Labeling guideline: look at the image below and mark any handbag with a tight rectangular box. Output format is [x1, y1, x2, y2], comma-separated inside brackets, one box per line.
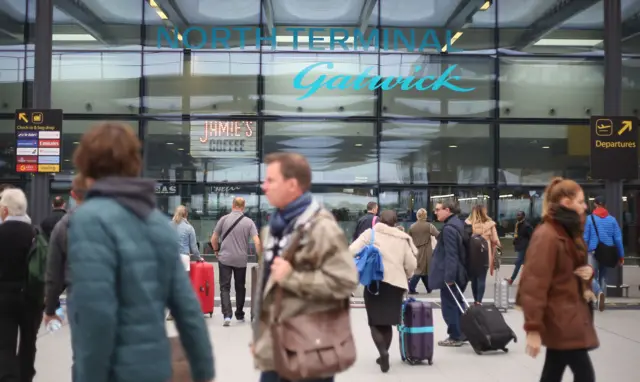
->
[169, 336, 192, 382]
[590, 215, 619, 268]
[271, 224, 356, 380]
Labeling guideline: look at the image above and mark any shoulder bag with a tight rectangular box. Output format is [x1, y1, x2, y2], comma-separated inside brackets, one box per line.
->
[590, 215, 619, 268]
[219, 214, 246, 244]
[271, 221, 356, 380]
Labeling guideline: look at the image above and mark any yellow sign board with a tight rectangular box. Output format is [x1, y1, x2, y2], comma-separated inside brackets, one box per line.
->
[38, 164, 59, 172]
[618, 120, 633, 135]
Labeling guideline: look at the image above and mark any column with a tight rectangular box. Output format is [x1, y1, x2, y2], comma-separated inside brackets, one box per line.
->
[29, 0, 53, 224]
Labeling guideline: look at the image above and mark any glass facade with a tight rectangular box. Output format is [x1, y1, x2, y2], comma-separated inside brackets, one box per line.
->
[1, 0, 640, 258]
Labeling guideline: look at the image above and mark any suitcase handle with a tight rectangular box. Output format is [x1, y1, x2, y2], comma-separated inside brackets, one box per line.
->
[445, 283, 471, 314]
[204, 280, 210, 296]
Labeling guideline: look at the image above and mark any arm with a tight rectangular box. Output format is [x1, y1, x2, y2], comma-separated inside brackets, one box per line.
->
[249, 222, 262, 254]
[403, 238, 418, 278]
[348, 228, 370, 255]
[280, 218, 359, 300]
[613, 220, 625, 258]
[583, 217, 592, 248]
[442, 226, 460, 284]
[429, 223, 440, 238]
[44, 221, 67, 316]
[168, 255, 215, 382]
[188, 226, 202, 259]
[491, 225, 500, 247]
[67, 215, 118, 382]
[518, 227, 556, 334]
[210, 219, 222, 252]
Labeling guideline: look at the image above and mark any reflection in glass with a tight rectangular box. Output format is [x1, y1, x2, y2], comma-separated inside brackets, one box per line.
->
[378, 189, 429, 231]
[381, 121, 492, 184]
[622, 59, 640, 116]
[263, 121, 376, 183]
[499, 124, 592, 185]
[425, 187, 490, 230]
[0, 52, 25, 112]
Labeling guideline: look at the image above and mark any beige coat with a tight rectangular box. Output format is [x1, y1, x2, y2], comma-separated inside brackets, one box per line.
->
[349, 223, 418, 290]
[408, 221, 440, 276]
[465, 218, 500, 275]
[251, 201, 359, 372]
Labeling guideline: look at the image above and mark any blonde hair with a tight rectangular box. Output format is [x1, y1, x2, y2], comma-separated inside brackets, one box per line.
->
[468, 205, 491, 225]
[416, 208, 428, 221]
[172, 205, 188, 224]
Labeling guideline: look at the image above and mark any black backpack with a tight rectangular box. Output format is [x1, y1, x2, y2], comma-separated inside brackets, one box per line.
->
[463, 223, 489, 277]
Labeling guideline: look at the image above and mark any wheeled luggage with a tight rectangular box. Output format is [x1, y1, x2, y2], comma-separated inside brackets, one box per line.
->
[397, 298, 434, 365]
[494, 271, 510, 312]
[447, 283, 516, 355]
[189, 261, 215, 317]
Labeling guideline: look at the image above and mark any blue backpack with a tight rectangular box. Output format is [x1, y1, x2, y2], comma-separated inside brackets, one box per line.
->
[354, 225, 384, 293]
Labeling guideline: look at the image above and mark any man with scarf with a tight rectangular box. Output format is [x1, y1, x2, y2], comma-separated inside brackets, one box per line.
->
[250, 152, 358, 382]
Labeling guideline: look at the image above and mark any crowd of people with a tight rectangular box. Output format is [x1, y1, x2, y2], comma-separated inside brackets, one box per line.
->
[0, 120, 627, 382]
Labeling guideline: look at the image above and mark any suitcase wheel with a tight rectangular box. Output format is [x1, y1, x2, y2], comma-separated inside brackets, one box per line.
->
[474, 348, 483, 355]
[427, 358, 433, 365]
[502, 348, 509, 353]
[209, 313, 213, 317]
[407, 358, 420, 366]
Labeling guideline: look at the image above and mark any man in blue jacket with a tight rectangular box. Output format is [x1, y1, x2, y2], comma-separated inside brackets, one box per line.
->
[429, 200, 468, 347]
[583, 196, 625, 312]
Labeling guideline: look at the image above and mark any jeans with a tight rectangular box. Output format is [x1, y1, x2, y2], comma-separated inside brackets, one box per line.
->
[0, 298, 42, 382]
[588, 252, 607, 296]
[510, 250, 526, 281]
[440, 284, 464, 341]
[219, 263, 247, 320]
[540, 348, 595, 382]
[408, 275, 430, 292]
[259, 371, 334, 382]
[470, 269, 487, 303]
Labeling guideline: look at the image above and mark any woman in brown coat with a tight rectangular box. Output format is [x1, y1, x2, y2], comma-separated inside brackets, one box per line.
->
[517, 177, 598, 382]
[408, 208, 439, 294]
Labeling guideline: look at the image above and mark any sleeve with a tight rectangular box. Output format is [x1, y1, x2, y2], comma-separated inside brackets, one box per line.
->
[249, 221, 258, 237]
[168, 255, 215, 382]
[348, 228, 370, 255]
[404, 238, 418, 278]
[429, 223, 440, 238]
[441, 226, 460, 284]
[188, 226, 201, 258]
[612, 219, 624, 258]
[491, 225, 500, 246]
[518, 228, 556, 334]
[351, 217, 362, 242]
[67, 215, 118, 382]
[280, 218, 359, 300]
[213, 217, 224, 236]
[44, 221, 66, 316]
[583, 217, 592, 248]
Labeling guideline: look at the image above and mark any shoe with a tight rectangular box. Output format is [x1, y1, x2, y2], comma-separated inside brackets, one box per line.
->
[408, 291, 419, 295]
[378, 351, 390, 373]
[166, 314, 174, 321]
[438, 338, 463, 347]
[474, 301, 482, 306]
[223, 318, 231, 327]
[237, 317, 246, 323]
[598, 292, 606, 312]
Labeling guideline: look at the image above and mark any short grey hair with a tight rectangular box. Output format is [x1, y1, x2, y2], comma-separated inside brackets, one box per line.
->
[437, 199, 460, 215]
[0, 188, 28, 216]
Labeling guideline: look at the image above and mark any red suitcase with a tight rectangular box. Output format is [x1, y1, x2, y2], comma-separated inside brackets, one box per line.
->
[189, 262, 215, 317]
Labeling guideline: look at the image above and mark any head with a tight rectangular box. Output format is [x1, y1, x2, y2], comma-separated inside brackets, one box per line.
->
[172, 205, 188, 224]
[366, 201, 378, 215]
[73, 122, 142, 188]
[469, 205, 490, 224]
[262, 152, 311, 209]
[232, 197, 246, 212]
[52, 196, 65, 209]
[542, 177, 587, 218]
[0, 188, 27, 221]
[516, 210, 526, 221]
[594, 196, 605, 208]
[0, 184, 14, 197]
[379, 210, 398, 227]
[416, 208, 428, 221]
[435, 200, 459, 222]
[70, 174, 87, 204]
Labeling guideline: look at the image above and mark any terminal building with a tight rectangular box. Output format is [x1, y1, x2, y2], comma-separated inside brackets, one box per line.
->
[0, 1, 640, 276]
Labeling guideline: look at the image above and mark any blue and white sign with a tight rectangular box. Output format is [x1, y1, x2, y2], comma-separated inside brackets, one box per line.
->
[17, 132, 38, 139]
[38, 156, 60, 164]
[17, 140, 37, 147]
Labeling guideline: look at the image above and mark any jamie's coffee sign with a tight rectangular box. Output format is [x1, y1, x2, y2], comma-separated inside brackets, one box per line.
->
[190, 120, 256, 159]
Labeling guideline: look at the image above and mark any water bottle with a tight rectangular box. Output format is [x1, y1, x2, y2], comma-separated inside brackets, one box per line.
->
[46, 307, 65, 333]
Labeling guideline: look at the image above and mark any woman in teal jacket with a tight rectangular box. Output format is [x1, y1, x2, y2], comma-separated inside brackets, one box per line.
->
[67, 122, 215, 382]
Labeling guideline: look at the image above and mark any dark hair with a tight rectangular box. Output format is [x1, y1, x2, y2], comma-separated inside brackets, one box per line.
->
[379, 209, 398, 227]
[264, 152, 311, 192]
[594, 196, 605, 207]
[436, 199, 460, 215]
[52, 196, 65, 208]
[366, 201, 378, 211]
[73, 122, 142, 180]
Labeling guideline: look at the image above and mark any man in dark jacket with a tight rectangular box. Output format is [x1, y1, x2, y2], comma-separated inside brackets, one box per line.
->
[507, 211, 533, 285]
[428, 200, 468, 347]
[352, 201, 378, 241]
[39, 196, 66, 239]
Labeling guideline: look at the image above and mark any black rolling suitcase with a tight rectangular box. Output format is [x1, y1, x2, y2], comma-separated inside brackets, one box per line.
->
[397, 298, 434, 365]
[446, 283, 517, 355]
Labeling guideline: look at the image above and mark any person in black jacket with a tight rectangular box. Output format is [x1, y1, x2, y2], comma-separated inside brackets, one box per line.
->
[506, 210, 533, 285]
[0, 188, 40, 382]
[39, 196, 66, 239]
[352, 201, 378, 242]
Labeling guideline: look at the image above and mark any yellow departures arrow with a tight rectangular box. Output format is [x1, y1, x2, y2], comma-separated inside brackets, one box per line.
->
[18, 112, 28, 123]
[618, 120, 632, 135]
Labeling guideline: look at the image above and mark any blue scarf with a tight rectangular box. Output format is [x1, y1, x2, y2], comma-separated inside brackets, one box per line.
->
[269, 192, 313, 238]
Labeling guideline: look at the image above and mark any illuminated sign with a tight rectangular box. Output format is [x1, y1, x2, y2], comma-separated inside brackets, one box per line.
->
[14, 109, 63, 173]
[590, 116, 639, 180]
[190, 121, 256, 159]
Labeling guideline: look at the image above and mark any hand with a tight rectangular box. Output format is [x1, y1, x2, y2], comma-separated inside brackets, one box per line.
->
[620, 257, 625, 265]
[573, 265, 593, 281]
[446, 282, 455, 286]
[43, 314, 61, 326]
[271, 257, 293, 282]
[525, 331, 542, 358]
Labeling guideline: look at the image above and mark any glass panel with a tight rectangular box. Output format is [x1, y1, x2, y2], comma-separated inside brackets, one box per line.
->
[262, 53, 378, 116]
[499, 57, 604, 119]
[147, 0, 261, 51]
[381, 121, 493, 184]
[0, 119, 22, 179]
[378, 188, 430, 230]
[144, 52, 259, 115]
[622, 58, 640, 116]
[499, 123, 593, 185]
[263, 121, 377, 184]
[145, 119, 259, 182]
[0, 51, 25, 111]
[259, 185, 377, 241]
[622, 4, 640, 55]
[427, 186, 491, 230]
[29, 51, 143, 114]
[622, 188, 639, 263]
[57, 120, 140, 177]
[0, 0, 26, 48]
[25, 0, 142, 50]
[498, 0, 604, 55]
[381, 55, 495, 118]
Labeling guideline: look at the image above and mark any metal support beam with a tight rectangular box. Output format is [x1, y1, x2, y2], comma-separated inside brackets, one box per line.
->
[0, 11, 24, 40]
[152, 0, 189, 33]
[53, 0, 116, 45]
[30, 0, 53, 225]
[621, 12, 640, 42]
[603, 0, 625, 298]
[444, 0, 486, 31]
[262, 0, 275, 36]
[512, 0, 600, 51]
[357, 0, 377, 35]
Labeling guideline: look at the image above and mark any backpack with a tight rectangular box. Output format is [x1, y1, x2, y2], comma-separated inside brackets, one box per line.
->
[27, 227, 49, 287]
[354, 226, 384, 293]
[463, 223, 490, 276]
